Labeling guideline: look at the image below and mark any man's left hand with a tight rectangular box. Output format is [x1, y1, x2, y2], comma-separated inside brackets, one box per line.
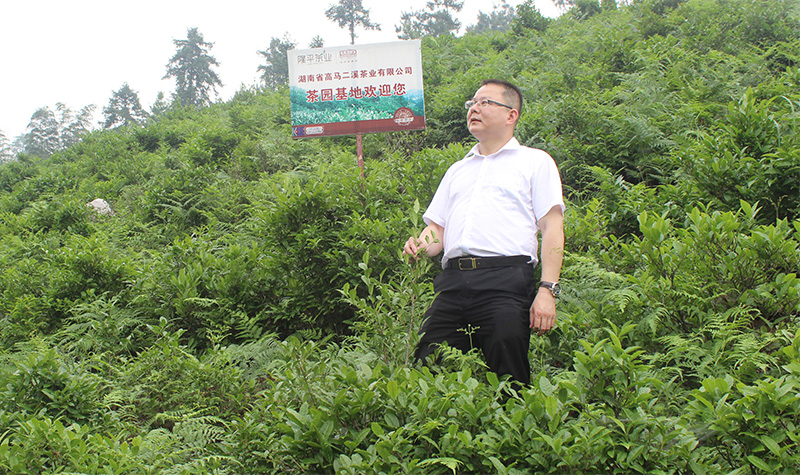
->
[530, 290, 556, 334]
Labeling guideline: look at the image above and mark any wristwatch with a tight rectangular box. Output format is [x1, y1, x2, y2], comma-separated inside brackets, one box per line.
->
[539, 281, 561, 298]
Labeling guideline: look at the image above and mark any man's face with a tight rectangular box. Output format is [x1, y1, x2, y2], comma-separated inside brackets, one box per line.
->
[466, 83, 515, 140]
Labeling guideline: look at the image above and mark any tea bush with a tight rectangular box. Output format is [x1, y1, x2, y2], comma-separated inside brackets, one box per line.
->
[0, 416, 140, 475]
[109, 321, 260, 429]
[683, 335, 800, 473]
[223, 323, 699, 474]
[604, 203, 800, 385]
[242, 147, 456, 338]
[679, 88, 800, 223]
[0, 347, 105, 428]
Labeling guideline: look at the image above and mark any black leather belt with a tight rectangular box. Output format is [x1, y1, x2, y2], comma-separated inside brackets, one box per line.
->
[446, 255, 530, 271]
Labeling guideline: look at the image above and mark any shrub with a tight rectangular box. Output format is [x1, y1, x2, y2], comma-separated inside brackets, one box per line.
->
[227, 326, 697, 474]
[178, 125, 240, 167]
[20, 195, 91, 235]
[133, 234, 278, 348]
[109, 321, 257, 428]
[245, 148, 452, 338]
[0, 347, 105, 427]
[56, 293, 151, 359]
[606, 204, 800, 384]
[678, 89, 800, 222]
[683, 334, 800, 473]
[0, 416, 141, 475]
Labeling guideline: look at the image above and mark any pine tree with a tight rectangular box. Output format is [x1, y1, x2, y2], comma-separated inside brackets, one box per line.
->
[309, 35, 325, 48]
[325, 0, 381, 45]
[25, 107, 61, 158]
[0, 130, 13, 163]
[257, 34, 297, 90]
[467, 0, 515, 34]
[150, 92, 169, 117]
[59, 103, 95, 149]
[103, 83, 148, 129]
[164, 27, 222, 108]
[511, 0, 551, 34]
[396, 0, 464, 39]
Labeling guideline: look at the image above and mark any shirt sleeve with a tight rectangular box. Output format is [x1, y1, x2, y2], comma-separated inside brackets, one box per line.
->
[532, 152, 565, 222]
[423, 166, 453, 228]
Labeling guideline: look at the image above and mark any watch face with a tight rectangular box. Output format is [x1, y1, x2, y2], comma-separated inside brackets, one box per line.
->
[551, 283, 561, 297]
[541, 281, 561, 297]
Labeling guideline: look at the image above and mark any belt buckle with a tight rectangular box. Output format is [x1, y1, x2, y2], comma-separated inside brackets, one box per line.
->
[458, 257, 478, 270]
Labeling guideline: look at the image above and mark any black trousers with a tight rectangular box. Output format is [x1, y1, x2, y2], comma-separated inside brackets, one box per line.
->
[414, 264, 536, 385]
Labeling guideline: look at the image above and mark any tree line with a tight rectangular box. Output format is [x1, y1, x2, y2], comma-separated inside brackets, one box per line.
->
[0, 0, 542, 163]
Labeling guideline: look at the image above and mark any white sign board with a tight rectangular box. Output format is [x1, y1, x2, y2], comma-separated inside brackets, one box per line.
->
[289, 40, 425, 138]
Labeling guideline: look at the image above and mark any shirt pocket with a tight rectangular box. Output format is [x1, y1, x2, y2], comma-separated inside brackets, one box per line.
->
[481, 175, 529, 209]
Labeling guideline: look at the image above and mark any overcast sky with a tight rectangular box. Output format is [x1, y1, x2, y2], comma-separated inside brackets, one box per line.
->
[0, 0, 561, 140]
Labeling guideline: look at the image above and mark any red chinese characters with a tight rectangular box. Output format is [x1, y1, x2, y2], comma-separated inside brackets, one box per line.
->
[305, 83, 409, 103]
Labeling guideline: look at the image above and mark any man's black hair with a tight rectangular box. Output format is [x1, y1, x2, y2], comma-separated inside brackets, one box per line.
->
[482, 79, 523, 117]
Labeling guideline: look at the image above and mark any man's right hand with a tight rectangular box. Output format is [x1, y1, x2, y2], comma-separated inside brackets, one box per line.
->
[404, 236, 424, 260]
[403, 223, 444, 260]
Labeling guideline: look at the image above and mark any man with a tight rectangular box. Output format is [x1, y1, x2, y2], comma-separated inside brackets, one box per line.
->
[403, 79, 565, 385]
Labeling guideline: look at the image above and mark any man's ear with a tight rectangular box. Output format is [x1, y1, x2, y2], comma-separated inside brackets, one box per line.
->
[506, 108, 520, 126]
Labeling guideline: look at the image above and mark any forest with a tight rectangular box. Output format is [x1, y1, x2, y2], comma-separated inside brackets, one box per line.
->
[1, 0, 799, 473]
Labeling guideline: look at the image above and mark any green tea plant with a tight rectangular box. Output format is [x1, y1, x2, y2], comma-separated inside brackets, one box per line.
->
[683, 333, 800, 473]
[0, 347, 105, 427]
[0, 417, 142, 475]
[0, 1, 797, 472]
[20, 195, 92, 236]
[108, 320, 256, 429]
[0, 230, 134, 344]
[341, 199, 436, 366]
[0, 413, 237, 474]
[679, 88, 800, 223]
[568, 322, 663, 418]
[607, 203, 800, 384]
[241, 150, 444, 338]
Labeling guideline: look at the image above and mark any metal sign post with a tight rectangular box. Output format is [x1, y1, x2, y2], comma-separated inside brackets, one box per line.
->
[356, 133, 364, 177]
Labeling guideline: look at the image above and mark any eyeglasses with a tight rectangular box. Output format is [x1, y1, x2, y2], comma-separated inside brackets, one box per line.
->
[464, 98, 514, 110]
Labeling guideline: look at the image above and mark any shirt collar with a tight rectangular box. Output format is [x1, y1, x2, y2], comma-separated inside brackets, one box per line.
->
[466, 137, 521, 159]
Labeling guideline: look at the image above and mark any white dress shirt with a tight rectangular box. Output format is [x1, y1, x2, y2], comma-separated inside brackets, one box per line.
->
[423, 138, 565, 269]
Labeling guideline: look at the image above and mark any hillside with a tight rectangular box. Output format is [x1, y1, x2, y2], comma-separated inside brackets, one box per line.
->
[1, 0, 799, 473]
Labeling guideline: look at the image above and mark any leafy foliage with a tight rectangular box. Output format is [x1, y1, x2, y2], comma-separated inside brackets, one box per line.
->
[677, 87, 800, 222]
[0, 0, 799, 472]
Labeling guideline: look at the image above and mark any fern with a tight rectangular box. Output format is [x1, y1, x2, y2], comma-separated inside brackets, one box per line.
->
[161, 410, 227, 446]
[134, 410, 241, 474]
[217, 336, 285, 380]
[653, 304, 786, 385]
[55, 292, 149, 357]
